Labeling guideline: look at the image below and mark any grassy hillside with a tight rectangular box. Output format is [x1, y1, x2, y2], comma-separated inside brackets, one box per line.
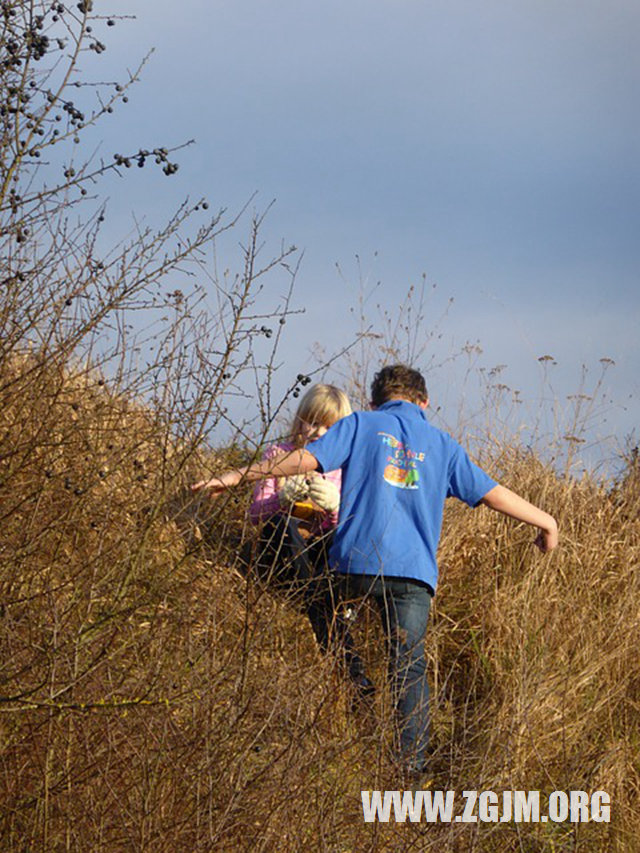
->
[0, 354, 638, 852]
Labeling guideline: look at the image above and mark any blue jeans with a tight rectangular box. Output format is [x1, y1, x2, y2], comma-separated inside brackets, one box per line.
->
[339, 574, 432, 770]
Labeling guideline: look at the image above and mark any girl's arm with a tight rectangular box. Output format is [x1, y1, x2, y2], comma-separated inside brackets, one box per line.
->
[480, 484, 558, 553]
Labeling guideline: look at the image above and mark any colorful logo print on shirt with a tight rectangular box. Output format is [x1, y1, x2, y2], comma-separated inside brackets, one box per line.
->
[378, 432, 425, 490]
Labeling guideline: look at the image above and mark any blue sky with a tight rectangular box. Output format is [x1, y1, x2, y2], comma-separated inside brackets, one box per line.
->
[87, 0, 638, 471]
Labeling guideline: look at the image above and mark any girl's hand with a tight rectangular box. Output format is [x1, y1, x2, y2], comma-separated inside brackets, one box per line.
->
[307, 476, 340, 513]
[278, 474, 310, 505]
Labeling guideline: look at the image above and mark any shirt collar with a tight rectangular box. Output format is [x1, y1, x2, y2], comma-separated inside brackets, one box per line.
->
[376, 399, 427, 420]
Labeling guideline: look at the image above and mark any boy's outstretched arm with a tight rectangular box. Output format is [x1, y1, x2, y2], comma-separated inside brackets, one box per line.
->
[480, 485, 558, 553]
[191, 449, 319, 495]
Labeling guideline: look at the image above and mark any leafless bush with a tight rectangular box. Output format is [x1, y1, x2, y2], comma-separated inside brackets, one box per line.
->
[0, 5, 350, 849]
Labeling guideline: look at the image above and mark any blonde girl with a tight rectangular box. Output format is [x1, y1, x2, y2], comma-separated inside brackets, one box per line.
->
[245, 383, 372, 697]
[249, 384, 351, 529]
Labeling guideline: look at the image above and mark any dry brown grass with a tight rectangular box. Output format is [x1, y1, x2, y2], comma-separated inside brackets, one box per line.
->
[0, 354, 638, 852]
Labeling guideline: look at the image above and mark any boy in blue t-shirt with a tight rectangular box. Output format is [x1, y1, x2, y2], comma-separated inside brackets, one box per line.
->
[193, 365, 558, 776]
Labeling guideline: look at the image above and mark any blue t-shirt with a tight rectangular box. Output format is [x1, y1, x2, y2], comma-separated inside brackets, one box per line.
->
[307, 400, 496, 592]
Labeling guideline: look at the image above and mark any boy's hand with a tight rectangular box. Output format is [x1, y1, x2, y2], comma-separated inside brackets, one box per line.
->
[307, 476, 340, 514]
[481, 485, 558, 554]
[534, 523, 559, 553]
[191, 469, 241, 496]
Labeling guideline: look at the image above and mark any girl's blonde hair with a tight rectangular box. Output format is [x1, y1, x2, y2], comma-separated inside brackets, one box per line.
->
[291, 384, 352, 447]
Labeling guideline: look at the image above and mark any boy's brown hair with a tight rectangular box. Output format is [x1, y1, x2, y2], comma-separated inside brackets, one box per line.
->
[370, 364, 429, 408]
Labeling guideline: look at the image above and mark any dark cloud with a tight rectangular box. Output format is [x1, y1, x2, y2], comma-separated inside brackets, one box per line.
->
[96, 0, 639, 455]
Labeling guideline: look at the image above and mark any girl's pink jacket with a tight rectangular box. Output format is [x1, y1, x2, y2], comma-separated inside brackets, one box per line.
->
[248, 441, 342, 532]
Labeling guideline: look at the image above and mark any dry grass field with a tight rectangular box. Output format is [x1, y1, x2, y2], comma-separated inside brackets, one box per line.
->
[1, 354, 637, 852]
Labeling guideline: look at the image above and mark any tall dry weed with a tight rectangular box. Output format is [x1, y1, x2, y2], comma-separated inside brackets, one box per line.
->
[2, 350, 638, 851]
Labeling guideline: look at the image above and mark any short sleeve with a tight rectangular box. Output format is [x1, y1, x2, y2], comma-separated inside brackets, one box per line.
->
[446, 443, 497, 507]
[306, 413, 357, 474]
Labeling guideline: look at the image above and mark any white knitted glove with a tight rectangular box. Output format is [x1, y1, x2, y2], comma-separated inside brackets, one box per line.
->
[278, 474, 310, 505]
[307, 476, 340, 514]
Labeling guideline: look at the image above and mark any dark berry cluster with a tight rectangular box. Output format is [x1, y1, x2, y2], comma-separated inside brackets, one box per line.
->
[2, 6, 66, 67]
[113, 148, 180, 176]
[60, 99, 85, 125]
[291, 375, 311, 399]
[7, 189, 21, 214]
[5, 40, 19, 55]
[25, 28, 49, 61]
[1, 270, 26, 285]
